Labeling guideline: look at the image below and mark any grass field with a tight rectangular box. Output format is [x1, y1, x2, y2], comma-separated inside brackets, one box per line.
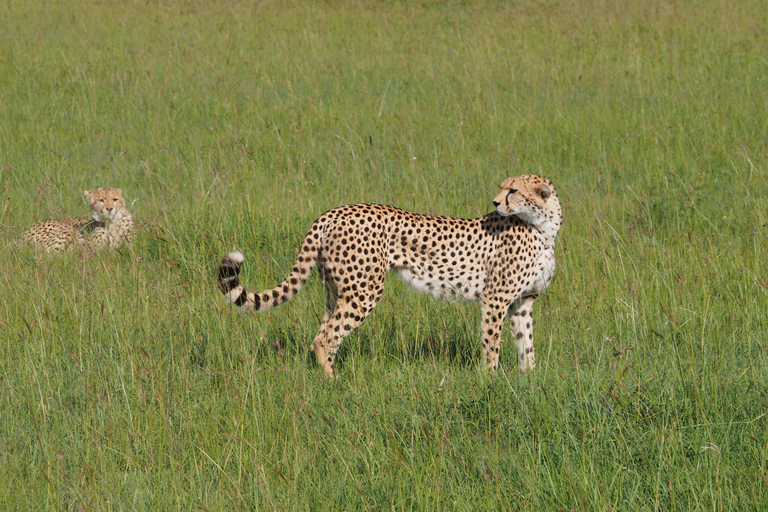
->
[1, 0, 767, 509]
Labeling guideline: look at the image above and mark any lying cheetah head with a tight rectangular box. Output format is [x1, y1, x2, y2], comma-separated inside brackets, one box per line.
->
[84, 187, 128, 222]
[492, 174, 561, 230]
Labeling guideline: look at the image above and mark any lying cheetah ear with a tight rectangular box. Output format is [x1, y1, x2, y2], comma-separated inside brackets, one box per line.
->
[536, 184, 552, 199]
[83, 190, 91, 199]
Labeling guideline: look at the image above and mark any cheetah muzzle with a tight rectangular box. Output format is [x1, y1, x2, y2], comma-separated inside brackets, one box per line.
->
[218, 174, 562, 377]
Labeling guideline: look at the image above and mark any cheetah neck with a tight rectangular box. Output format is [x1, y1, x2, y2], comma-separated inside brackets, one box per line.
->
[97, 213, 133, 239]
[514, 207, 560, 249]
[530, 218, 560, 249]
[104, 212, 131, 226]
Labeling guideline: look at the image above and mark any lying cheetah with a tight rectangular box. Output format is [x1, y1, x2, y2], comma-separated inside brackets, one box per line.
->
[219, 174, 562, 377]
[21, 187, 134, 252]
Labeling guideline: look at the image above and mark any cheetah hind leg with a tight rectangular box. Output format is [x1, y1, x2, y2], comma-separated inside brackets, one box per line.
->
[312, 288, 381, 378]
[508, 296, 536, 371]
[312, 273, 339, 378]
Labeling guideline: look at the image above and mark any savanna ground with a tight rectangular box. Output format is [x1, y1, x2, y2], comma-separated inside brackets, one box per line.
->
[1, 0, 767, 509]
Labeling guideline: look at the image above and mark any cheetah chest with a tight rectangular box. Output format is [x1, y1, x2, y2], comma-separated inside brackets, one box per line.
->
[529, 246, 556, 296]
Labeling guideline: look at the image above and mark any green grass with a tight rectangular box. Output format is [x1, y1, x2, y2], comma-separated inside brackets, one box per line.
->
[1, 0, 767, 509]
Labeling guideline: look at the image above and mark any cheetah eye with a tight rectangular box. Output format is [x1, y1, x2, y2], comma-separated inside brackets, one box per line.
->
[113, 198, 119, 202]
[507, 189, 517, 196]
[99, 199, 105, 203]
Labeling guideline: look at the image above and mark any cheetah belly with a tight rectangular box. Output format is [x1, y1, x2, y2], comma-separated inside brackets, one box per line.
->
[394, 264, 486, 302]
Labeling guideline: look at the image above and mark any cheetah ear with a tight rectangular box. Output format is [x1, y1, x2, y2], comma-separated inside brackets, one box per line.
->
[116, 189, 123, 195]
[83, 190, 91, 199]
[536, 184, 552, 199]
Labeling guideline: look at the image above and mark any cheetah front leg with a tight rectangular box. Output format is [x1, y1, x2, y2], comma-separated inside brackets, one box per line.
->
[480, 295, 508, 372]
[508, 295, 536, 371]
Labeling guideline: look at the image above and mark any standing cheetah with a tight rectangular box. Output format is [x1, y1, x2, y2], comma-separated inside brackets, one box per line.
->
[218, 174, 562, 377]
[21, 187, 134, 252]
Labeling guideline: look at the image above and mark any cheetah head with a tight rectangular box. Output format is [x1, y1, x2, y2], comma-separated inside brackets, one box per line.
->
[493, 174, 562, 231]
[84, 187, 127, 222]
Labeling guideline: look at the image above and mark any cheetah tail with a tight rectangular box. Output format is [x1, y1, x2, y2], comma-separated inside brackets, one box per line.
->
[218, 222, 323, 312]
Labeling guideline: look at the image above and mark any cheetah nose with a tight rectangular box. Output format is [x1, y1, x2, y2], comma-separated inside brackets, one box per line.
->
[493, 200, 500, 207]
[106, 207, 113, 212]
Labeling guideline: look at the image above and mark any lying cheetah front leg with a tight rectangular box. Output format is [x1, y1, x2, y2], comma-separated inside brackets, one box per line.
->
[509, 296, 536, 371]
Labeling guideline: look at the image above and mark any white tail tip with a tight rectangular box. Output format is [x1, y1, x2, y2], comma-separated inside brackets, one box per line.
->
[227, 251, 244, 264]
